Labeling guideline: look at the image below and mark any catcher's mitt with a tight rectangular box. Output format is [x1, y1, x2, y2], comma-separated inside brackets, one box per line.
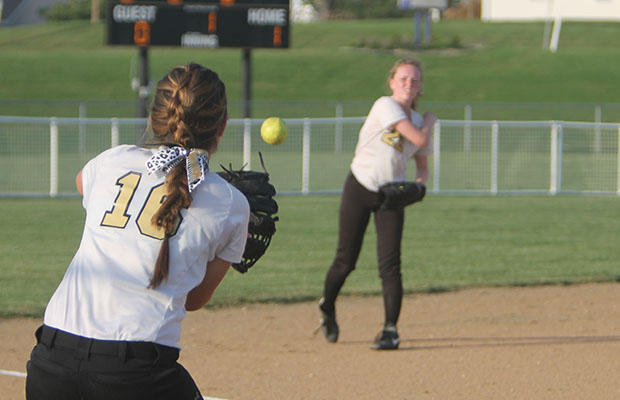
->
[218, 153, 278, 273]
[378, 181, 426, 211]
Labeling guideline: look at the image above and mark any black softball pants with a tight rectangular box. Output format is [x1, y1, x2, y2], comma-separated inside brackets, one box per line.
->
[322, 172, 404, 326]
[26, 325, 202, 400]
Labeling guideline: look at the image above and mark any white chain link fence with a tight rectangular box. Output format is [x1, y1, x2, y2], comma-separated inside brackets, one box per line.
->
[1, 116, 619, 197]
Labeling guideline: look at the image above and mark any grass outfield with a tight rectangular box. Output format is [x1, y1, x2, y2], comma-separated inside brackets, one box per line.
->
[1, 19, 620, 110]
[2, 18, 620, 318]
[1, 195, 619, 317]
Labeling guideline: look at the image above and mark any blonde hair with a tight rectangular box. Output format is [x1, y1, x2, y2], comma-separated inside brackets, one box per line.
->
[148, 62, 227, 288]
[387, 58, 423, 111]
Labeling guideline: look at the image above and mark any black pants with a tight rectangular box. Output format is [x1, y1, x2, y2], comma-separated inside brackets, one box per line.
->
[322, 172, 404, 326]
[26, 325, 202, 400]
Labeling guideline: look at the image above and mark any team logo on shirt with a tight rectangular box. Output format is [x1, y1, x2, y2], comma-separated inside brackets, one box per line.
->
[381, 128, 404, 152]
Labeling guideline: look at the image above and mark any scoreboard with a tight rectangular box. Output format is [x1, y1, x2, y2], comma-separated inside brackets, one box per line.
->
[107, 0, 290, 48]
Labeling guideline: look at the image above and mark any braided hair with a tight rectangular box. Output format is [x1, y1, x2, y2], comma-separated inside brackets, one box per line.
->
[148, 63, 227, 288]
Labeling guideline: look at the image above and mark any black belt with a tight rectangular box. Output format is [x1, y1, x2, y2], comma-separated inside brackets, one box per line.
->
[37, 325, 179, 361]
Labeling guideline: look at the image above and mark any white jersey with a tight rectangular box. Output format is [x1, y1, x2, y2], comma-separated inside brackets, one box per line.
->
[44, 145, 250, 348]
[350, 96, 432, 192]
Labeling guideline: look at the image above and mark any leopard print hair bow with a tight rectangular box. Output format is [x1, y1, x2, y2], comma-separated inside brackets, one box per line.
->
[146, 146, 209, 192]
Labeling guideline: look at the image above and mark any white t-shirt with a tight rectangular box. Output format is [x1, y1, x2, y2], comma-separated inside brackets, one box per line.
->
[44, 145, 250, 348]
[350, 96, 432, 192]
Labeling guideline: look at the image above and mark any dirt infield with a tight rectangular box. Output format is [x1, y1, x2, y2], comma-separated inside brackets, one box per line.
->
[2, 283, 620, 400]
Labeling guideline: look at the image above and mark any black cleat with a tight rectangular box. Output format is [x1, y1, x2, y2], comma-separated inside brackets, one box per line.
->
[371, 325, 400, 350]
[318, 298, 339, 343]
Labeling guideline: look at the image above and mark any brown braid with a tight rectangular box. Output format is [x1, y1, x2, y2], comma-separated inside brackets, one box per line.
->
[147, 63, 227, 289]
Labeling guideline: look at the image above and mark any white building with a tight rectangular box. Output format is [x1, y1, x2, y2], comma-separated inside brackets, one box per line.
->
[482, 0, 620, 22]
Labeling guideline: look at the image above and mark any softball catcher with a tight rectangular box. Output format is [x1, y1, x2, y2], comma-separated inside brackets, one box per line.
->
[26, 63, 275, 400]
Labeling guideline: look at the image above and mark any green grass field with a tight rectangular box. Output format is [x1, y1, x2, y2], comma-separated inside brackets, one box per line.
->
[1, 195, 619, 317]
[2, 19, 620, 112]
[2, 17, 620, 317]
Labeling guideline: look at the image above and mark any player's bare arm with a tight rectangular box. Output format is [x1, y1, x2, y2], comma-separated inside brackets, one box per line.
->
[75, 170, 83, 196]
[414, 155, 429, 184]
[185, 257, 231, 311]
[393, 112, 436, 148]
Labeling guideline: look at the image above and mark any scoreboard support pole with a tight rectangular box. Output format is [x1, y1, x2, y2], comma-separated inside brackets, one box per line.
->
[138, 46, 149, 119]
[137, 45, 149, 144]
[241, 48, 252, 118]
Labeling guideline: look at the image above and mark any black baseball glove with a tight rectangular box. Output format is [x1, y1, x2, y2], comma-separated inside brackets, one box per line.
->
[218, 153, 278, 273]
[378, 181, 426, 211]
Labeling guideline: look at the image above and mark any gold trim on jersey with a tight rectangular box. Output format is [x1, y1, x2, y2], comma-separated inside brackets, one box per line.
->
[381, 128, 404, 153]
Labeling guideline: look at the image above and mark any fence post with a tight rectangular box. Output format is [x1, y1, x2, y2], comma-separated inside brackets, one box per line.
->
[617, 124, 620, 196]
[111, 118, 119, 148]
[302, 118, 311, 194]
[558, 124, 563, 193]
[594, 105, 602, 153]
[50, 118, 58, 198]
[335, 102, 343, 153]
[550, 122, 562, 194]
[432, 120, 441, 193]
[491, 121, 499, 194]
[79, 102, 87, 153]
[243, 118, 252, 170]
[464, 104, 471, 152]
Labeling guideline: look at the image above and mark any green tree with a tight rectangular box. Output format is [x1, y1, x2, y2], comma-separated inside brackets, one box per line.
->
[41, 0, 104, 21]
